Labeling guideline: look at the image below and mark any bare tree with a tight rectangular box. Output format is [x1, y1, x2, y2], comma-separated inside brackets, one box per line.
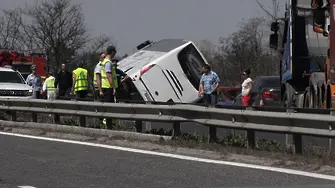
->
[5, 0, 89, 71]
[0, 9, 23, 50]
[74, 35, 114, 72]
[197, 40, 230, 84]
[197, 40, 216, 62]
[82, 35, 115, 55]
[255, 0, 280, 20]
[218, 18, 275, 84]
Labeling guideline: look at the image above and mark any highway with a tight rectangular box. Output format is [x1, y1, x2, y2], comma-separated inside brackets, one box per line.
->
[0, 134, 335, 188]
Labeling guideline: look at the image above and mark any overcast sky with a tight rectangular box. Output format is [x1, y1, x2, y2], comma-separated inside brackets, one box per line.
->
[0, 0, 286, 55]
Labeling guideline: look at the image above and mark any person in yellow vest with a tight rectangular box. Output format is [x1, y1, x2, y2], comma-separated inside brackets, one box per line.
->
[93, 52, 106, 100]
[71, 62, 89, 100]
[98, 46, 118, 129]
[42, 72, 56, 100]
[100, 46, 118, 101]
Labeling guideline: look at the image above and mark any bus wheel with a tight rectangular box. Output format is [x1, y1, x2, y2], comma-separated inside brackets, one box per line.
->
[282, 90, 288, 108]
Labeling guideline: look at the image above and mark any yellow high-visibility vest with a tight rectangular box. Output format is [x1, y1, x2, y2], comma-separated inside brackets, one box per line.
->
[45, 77, 56, 92]
[73, 67, 88, 93]
[100, 58, 118, 89]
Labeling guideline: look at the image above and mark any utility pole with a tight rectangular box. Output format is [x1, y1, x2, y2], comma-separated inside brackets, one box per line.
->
[273, 0, 278, 20]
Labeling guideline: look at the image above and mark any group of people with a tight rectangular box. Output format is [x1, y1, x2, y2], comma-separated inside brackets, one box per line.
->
[25, 62, 86, 100]
[198, 64, 253, 106]
[26, 45, 130, 104]
[26, 46, 253, 109]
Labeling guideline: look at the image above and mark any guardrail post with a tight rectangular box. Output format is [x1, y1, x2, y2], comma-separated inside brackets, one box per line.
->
[208, 126, 217, 143]
[79, 116, 86, 127]
[54, 114, 60, 124]
[329, 124, 332, 155]
[245, 107, 256, 149]
[135, 120, 142, 132]
[329, 111, 335, 154]
[10, 111, 16, 121]
[247, 130, 256, 150]
[286, 109, 294, 148]
[293, 134, 302, 155]
[32, 112, 37, 122]
[144, 101, 152, 132]
[172, 122, 181, 137]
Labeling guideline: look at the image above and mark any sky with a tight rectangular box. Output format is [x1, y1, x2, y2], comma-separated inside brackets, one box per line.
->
[0, 0, 286, 55]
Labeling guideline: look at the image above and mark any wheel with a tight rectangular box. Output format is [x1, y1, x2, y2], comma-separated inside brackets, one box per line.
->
[316, 85, 325, 108]
[326, 85, 332, 109]
[282, 90, 289, 108]
[309, 72, 325, 109]
[309, 86, 316, 108]
[282, 83, 295, 108]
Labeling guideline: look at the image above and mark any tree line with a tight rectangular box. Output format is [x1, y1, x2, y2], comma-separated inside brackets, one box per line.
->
[197, 17, 280, 86]
[0, 0, 114, 73]
[0, 0, 280, 85]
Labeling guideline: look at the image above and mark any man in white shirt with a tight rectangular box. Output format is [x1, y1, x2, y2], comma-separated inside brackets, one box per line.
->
[94, 52, 106, 99]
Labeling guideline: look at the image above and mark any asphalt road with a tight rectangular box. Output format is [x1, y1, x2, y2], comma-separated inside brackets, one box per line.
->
[150, 122, 331, 148]
[0, 134, 334, 188]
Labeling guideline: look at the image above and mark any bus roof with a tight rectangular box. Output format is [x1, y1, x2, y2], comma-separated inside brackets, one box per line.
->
[117, 39, 191, 75]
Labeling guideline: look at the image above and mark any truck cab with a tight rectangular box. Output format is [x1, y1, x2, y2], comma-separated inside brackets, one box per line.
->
[269, 0, 334, 109]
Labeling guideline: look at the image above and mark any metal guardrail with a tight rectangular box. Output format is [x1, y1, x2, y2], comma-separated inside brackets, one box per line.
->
[0, 98, 335, 154]
[56, 96, 334, 115]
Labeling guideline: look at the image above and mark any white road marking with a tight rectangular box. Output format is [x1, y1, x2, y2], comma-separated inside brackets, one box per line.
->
[1, 131, 335, 181]
[18, 186, 37, 188]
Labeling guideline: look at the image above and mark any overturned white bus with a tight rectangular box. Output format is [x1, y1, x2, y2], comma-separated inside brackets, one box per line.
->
[117, 39, 209, 103]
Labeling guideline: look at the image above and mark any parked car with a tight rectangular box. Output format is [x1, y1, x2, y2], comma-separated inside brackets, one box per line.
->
[0, 67, 33, 98]
[217, 86, 241, 105]
[233, 76, 280, 107]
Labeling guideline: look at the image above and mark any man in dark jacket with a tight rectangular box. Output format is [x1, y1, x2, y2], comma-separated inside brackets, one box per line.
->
[55, 63, 72, 98]
[112, 59, 131, 100]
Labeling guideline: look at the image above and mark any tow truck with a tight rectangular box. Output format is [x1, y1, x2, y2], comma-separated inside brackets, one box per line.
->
[270, 0, 335, 109]
[0, 49, 47, 80]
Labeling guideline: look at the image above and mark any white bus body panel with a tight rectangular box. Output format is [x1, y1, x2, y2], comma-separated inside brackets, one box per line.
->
[117, 39, 208, 103]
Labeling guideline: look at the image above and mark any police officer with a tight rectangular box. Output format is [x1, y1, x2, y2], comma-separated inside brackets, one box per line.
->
[100, 46, 118, 101]
[99, 46, 118, 129]
[26, 65, 42, 99]
[71, 62, 89, 100]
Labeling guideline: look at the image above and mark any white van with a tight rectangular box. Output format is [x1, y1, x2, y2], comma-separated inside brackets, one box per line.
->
[117, 39, 209, 103]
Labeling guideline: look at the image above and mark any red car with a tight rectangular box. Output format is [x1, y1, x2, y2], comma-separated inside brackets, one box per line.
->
[217, 86, 241, 105]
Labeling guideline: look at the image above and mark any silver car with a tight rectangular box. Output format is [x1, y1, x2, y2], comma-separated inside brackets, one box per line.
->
[0, 67, 33, 99]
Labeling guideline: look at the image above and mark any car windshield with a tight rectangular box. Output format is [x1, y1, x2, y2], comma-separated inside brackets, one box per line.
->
[0, 71, 25, 84]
